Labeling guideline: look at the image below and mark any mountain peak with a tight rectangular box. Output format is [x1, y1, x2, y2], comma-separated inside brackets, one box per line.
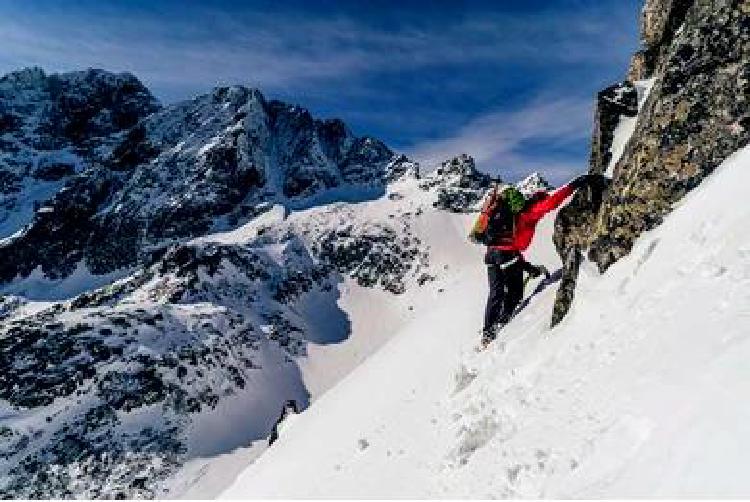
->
[516, 172, 554, 196]
[0, 66, 416, 287]
[435, 153, 477, 177]
[417, 154, 497, 213]
[0, 66, 47, 88]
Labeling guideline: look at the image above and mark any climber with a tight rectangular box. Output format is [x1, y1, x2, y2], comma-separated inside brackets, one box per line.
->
[470, 174, 604, 348]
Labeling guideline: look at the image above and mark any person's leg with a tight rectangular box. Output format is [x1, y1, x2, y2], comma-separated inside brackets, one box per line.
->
[498, 261, 524, 324]
[483, 265, 505, 334]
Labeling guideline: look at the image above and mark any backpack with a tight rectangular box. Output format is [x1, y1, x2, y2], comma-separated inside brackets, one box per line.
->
[469, 186, 525, 245]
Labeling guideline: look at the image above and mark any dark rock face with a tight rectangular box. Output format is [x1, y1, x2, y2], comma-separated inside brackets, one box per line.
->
[0, 67, 159, 151]
[590, 1, 750, 269]
[41, 69, 159, 147]
[550, 245, 584, 327]
[551, 84, 631, 324]
[32, 160, 77, 181]
[0, 169, 118, 281]
[0, 67, 160, 240]
[628, 0, 696, 80]
[552, 0, 750, 325]
[419, 154, 497, 213]
[588, 83, 639, 175]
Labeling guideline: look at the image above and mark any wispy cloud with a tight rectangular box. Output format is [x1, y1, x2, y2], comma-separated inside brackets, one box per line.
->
[0, 4, 636, 100]
[407, 97, 594, 184]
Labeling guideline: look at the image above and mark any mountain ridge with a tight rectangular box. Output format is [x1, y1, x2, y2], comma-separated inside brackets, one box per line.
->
[0, 67, 419, 288]
[0, 66, 496, 498]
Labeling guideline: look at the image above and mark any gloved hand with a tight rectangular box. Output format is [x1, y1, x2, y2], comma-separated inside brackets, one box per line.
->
[527, 264, 551, 279]
[538, 265, 551, 279]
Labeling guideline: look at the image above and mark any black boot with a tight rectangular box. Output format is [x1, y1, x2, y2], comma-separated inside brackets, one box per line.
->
[480, 328, 495, 348]
[480, 322, 506, 349]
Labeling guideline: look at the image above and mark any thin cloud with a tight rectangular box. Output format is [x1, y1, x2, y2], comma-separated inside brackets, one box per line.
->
[407, 97, 593, 184]
[0, 5, 636, 100]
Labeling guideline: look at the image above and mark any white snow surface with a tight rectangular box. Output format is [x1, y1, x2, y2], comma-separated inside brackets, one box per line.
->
[605, 78, 656, 178]
[162, 176, 478, 498]
[220, 146, 750, 498]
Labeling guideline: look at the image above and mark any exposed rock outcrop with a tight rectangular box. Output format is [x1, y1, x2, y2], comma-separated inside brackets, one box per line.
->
[419, 154, 497, 213]
[552, 0, 750, 325]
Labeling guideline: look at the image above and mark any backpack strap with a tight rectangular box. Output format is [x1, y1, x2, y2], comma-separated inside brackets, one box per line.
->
[480, 185, 500, 215]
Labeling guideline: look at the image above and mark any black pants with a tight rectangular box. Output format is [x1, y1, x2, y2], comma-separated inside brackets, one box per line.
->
[483, 250, 527, 332]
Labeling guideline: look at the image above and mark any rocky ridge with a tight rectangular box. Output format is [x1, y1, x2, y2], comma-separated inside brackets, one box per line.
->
[0, 67, 465, 498]
[0, 67, 159, 240]
[0, 70, 416, 284]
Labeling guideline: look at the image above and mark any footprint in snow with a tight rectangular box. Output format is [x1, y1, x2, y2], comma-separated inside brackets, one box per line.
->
[452, 364, 478, 395]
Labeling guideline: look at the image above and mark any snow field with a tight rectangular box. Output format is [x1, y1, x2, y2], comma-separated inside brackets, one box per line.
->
[221, 146, 750, 498]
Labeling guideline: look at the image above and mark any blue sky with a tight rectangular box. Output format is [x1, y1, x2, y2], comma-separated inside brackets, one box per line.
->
[0, 0, 642, 184]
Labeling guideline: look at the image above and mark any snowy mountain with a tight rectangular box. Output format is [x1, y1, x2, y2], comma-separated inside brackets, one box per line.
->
[1, 0, 748, 498]
[0, 70, 415, 286]
[0, 67, 159, 242]
[0, 67, 488, 498]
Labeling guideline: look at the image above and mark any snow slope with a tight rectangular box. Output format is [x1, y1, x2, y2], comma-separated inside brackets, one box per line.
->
[221, 145, 750, 498]
[164, 173, 487, 498]
[605, 78, 655, 178]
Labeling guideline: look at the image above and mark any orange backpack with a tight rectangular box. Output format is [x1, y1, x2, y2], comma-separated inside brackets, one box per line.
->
[469, 186, 523, 245]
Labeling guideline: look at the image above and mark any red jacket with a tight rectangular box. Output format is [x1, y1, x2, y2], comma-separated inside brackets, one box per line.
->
[488, 184, 575, 252]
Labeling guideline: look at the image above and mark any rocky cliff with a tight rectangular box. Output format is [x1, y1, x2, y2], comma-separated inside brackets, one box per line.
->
[552, 0, 750, 325]
[0, 68, 159, 240]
